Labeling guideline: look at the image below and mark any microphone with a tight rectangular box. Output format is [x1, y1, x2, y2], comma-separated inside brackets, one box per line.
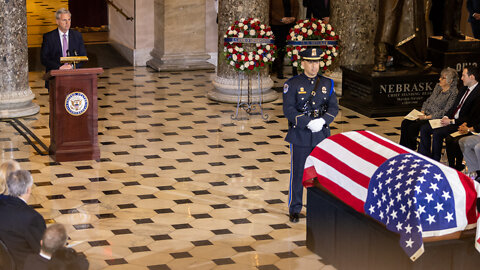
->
[66, 50, 70, 57]
[74, 50, 78, 56]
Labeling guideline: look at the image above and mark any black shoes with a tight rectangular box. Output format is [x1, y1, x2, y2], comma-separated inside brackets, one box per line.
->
[289, 213, 299, 223]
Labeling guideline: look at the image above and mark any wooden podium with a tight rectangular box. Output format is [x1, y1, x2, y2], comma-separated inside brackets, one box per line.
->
[48, 68, 103, 162]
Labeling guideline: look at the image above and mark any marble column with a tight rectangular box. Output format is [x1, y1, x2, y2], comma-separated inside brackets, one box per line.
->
[147, 0, 214, 71]
[208, 0, 278, 103]
[330, 0, 377, 66]
[0, 0, 39, 118]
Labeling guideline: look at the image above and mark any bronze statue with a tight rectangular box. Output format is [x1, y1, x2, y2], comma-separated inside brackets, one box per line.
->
[373, 0, 428, 72]
[443, 0, 465, 39]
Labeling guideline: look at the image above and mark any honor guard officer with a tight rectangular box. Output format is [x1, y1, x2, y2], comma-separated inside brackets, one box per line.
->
[283, 47, 339, 223]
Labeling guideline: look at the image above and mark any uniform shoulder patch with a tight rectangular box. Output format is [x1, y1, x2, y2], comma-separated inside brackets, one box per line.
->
[283, 84, 289, 94]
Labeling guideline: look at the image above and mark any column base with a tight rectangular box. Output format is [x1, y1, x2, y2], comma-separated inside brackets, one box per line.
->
[147, 52, 215, 72]
[209, 75, 278, 103]
[0, 91, 39, 118]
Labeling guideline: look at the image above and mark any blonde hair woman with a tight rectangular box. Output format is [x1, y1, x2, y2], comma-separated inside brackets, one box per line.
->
[0, 160, 21, 195]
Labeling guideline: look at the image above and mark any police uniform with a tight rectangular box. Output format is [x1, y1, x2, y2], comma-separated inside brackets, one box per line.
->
[282, 48, 339, 222]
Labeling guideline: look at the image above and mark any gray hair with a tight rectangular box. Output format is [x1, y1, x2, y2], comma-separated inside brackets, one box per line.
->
[55, 8, 71, 20]
[42, 224, 68, 255]
[441, 67, 459, 90]
[6, 170, 33, 197]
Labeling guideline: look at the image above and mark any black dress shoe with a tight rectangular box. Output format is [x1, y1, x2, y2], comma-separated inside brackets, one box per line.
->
[289, 213, 299, 223]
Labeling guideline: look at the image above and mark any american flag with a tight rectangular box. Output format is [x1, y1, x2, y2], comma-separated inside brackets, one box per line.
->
[302, 130, 479, 261]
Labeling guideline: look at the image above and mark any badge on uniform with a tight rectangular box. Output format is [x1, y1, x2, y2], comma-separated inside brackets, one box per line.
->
[298, 87, 306, 94]
[283, 84, 289, 94]
[322, 86, 327, 94]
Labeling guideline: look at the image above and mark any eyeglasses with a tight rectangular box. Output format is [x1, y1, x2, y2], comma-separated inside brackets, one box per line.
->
[440, 76, 446, 79]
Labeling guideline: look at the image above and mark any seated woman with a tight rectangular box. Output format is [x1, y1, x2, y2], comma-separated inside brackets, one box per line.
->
[399, 67, 458, 150]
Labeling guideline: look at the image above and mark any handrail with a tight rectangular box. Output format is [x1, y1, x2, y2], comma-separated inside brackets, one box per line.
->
[106, 0, 134, 21]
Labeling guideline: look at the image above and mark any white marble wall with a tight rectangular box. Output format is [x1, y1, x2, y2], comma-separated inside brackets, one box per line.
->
[108, 0, 154, 66]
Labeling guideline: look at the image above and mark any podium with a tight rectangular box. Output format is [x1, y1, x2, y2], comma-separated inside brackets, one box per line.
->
[48, 68, 103, 162]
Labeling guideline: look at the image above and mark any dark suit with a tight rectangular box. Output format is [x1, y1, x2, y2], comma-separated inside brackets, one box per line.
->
[40, 28, 86, 84]
[23, 254, 49, 270]
[467, 0, 480, 38]
[304, 0, 330, 19]
[283, 73, 338, 214]
[419, 83, 480, 162]
[0, 196, 46, 270]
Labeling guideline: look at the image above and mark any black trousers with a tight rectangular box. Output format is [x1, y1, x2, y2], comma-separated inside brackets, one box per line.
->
[445, 133, 473, 170]
[399, 119, 429, 150]
[271, 24, 294, 75]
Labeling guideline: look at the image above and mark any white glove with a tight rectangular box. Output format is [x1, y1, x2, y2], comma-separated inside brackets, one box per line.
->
[307, 118, 326, 132]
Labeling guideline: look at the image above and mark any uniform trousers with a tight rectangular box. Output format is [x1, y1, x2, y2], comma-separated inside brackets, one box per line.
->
[459, 134, 480, 171]
[289, 144, 315, 214]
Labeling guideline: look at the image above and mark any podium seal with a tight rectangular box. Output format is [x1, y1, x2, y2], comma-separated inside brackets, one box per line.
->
[65, 92, 89, 116]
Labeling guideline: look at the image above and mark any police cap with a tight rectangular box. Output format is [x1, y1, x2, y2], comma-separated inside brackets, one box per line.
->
[299, 47, 321, 61]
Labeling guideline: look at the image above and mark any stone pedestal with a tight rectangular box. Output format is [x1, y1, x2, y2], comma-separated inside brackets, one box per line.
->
[208, 0, 277, 104]
[147, 0, 214, 71]
[428, 36, 480, 73]
[0, 0, 39, 118]
[340, 65, 439, 117]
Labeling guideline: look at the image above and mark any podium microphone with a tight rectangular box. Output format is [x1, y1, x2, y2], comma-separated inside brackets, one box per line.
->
[73, 50, 78, 56]
[66, 50, 70, 57]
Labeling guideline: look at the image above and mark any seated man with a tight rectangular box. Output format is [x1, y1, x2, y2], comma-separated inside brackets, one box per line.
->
[419, 66, 480, 166]
[0, 170, 46, 270]
[459, 133, 480, 182]
[23, 223, 89, 270]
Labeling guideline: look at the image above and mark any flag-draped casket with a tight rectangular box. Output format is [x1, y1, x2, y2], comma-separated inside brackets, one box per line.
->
[302, 130, 479, 262]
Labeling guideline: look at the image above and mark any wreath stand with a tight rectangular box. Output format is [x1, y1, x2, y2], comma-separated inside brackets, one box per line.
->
[231, 71, 268, 121]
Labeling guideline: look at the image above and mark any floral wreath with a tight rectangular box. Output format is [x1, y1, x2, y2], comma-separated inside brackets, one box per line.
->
[223, 18, 276, 72]
[286, 18, 340, 73]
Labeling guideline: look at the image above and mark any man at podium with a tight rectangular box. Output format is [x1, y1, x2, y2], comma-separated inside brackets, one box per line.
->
[40, 8, 86, 82]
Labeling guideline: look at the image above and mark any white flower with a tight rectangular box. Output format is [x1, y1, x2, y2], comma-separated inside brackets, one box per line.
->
[240, 18, 245, 22]
[299, 23, 304, 27]
[228, 48, 233, 53]
[260, 24, 265, 29]
[307, 29, 313, 35]
[293, 62, 298, 67]
[225, 34, 228, 38]
[326, 50, 331, 54]
[293, 49, 298, 54]
[266, 45, 270, 50]
[260, 30, 265, 35]
[230, 61, 235, 66]
[244, 62, 249, 67]
[328, 56, 332, 60]
[255, 55, 260, 60]
[233, 30, 238, 35]
[257, 49, 264, 54]
[233, 55, 237, 61]
[271, 57, 275, 61]
[326, 60, 332, 66]
[266, 53, 272, 59]
[297, 35, 303, 41]
[321, 28, 325, 33]
[240, 65, 245, 70]
[250, 61, 254, 65]
[303, 20, 308, 23]
[267, 31, 272, 36]
[290, 32, 295, 37]
[333, 52, 338, 57]
[239, 23, 244, 27]
[263, 57, 268, 62]
[294, 25, 300, 29]
[224, 47, 227, 52]
[332, 47, 336, 53]
[331, 31, 336, 36]
[238, 33, 244, 38]
[250, 30, 255, 36]
[302, 28, 307, 33]
[248, 54, 253, 61]
[244, 25, 248, 30]
[327, 24, 332, 31]
[241, 55, 245, 60]
[238, 47, 244, 52]
[320, 61, 325, 67]
[312, 23, 317, 29]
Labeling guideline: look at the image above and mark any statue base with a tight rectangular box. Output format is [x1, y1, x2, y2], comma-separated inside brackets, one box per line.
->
[339, 65, 438, 117]
[428, 36, 480, 72]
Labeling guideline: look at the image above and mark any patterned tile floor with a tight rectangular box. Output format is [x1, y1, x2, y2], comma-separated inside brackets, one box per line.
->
[0, 68, 405, 269]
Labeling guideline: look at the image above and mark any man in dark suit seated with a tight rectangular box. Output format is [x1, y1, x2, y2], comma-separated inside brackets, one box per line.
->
[419, 66, 480, 167]
[23, 223, 89, 270]
[0, 170, 46, 270]
[40, 8, 86, 87]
